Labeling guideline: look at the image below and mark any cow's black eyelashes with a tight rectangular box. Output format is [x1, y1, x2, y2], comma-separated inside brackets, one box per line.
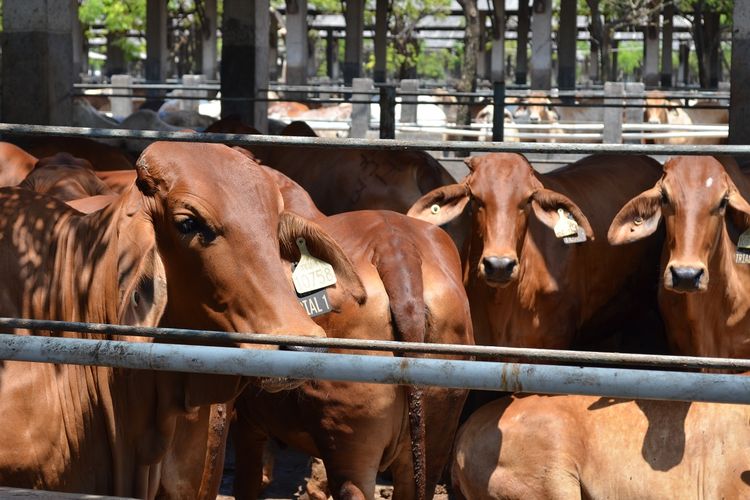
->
[719, 195, 729, 211]
[175, 216, 217, 243]
[660, 190, 670, 205]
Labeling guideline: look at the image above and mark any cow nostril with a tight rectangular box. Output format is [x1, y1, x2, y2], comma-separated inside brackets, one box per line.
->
[280, 344, 327, 354]
[670, 266, 705, 290]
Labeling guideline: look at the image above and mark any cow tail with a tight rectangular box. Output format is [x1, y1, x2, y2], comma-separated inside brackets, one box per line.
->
[373, 242, 427, 500]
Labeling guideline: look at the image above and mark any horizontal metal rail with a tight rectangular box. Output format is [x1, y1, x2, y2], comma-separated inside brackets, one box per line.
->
[0, 123, 745, 155]
[1, 334, 749, 404]
[3, 318, 750, 372]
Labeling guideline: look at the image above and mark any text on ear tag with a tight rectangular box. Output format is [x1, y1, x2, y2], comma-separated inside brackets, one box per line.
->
[554, 208, 579, 238]
[738, 229, 750, 250]
[292, 237, 337, 294]
[297, 288, 332, 317]
[736, 249, 750, 265]
[563, 225, 587, 245]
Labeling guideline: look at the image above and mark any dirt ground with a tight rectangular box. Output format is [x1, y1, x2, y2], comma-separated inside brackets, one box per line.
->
[217, 439, 449, 500]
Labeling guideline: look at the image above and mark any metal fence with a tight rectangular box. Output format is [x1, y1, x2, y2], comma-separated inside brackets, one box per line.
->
[0, 123, 748, 407]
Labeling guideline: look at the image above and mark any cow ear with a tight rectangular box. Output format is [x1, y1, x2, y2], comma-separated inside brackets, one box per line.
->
[118, 244, 168, 327]
[727, 188, 750, 233]
[407, 183, 471, 226]
[278, 211, 367, 304]
[607, 187, 662, 245]
[531, 188, 594, 240]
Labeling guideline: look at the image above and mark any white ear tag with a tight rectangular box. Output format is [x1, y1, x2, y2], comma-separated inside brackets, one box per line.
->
[735, 230, 750, 264]
[554, 208, 579, 238]
[563, 226, 587, 244]
[292, 237, 337, 294]
[430, 204, 441, 215]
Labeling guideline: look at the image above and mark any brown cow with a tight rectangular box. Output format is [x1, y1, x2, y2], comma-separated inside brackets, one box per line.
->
[230, 168, 473, 500]
[16, 136, 136, 170]
[608, 156, 750, 358]
[206, 119, 457, 215]
[19, 153, 113, 201]
[409, 153, 664, 351]
[0, 142, 365, 497]
[95, 169, 138, 193]
[452, 394, 750, 499]
[0, 141, 38, 187]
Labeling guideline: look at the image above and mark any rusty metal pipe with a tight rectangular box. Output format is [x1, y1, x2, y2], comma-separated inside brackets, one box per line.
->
[1, 317, 749, 372]
[0, 123, 748, 155]
[0, 334, 749, 404]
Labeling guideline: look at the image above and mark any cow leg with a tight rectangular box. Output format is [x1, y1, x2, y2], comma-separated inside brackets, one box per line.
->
[303, 457, 330, 500]
[232, 419, 271, 500]
[321, 450, 380, 500]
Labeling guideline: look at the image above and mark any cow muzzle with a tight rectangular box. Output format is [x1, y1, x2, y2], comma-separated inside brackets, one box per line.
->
[665, 264, 708, 293]
[480, 255, 519, 286]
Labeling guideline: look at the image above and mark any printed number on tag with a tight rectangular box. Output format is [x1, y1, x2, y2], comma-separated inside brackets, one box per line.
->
[292, 237, 337, 294]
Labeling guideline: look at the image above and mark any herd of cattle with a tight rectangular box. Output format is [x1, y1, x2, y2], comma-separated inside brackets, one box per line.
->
[0, 118, 747, 500]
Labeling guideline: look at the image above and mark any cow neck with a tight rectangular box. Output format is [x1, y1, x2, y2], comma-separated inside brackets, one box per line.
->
[48, 197, 125, 331]
[680, 227, 750, 358]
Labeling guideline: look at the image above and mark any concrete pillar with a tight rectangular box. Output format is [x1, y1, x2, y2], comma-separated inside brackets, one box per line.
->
[530, 0, 552, 90]
[221, 0, 269, 132]
[106, 32, 127, 77]
[515, 0, 529, 85]
[72, 6, 84, 79]
[350, 78, 373, 138]
[679, 42, 690, 86]
[374, 0, 388, 83]
[343, 0, 364, 85]
[557, 0, 576, 90]
[643, 13, 660, 87]
[146, 0, 167, 82]
[660, 3, 674, 88]
[181, 74, 203, 112]
[490, 0, 505, 83]
[202, 0, 218, 80]
[326, 30, 338, 80]
[603, 82, 624, 144]
[729, 0, 750, 145]
[111, 74, 134, 117]
[477, 13, 488, 80]
[624, 82, 645, 144]
[400, 79, 418, 124]
[2, 0, 75, 125]
[286, 0, 308, 85]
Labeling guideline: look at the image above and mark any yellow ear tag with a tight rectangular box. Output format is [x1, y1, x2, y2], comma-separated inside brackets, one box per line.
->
[292, 237, 337, 294]
[553, 208, 579, 238]
[735, 230, 750, 264]
[430, 204, 441, 215]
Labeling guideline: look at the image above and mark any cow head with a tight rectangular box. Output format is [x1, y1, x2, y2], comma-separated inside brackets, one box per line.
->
[408, 153, 593, 287]
[608, 156, 750, 293]
[131, 142, 363, 341]
[513, 95, 558, 124]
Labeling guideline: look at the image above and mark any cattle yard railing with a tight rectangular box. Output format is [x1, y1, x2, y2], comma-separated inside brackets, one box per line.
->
[0, 123, 748, 156]
[1, 324, 750, 405]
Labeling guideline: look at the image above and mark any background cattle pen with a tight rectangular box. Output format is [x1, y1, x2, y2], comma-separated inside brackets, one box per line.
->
[0, 124, 749, 498]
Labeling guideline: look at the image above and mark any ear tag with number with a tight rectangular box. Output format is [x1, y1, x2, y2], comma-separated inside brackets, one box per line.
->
[292, 237, 337, 294]
[563, 225, 587, 244]
[735, 230, 750, 264]
[554, 208, 579, 238]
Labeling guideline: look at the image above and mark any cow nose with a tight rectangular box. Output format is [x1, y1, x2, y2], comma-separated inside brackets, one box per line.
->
[529, 115, 540, 123]
[482, 256, 518, 282]
[648, 117, 660, 124]
[669, 266, 704, 291]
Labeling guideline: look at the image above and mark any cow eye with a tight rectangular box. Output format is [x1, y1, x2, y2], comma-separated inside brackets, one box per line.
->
[175, 216, 217, 244]
[719, 195, 729, 212]
[660, 190, 670, 205]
